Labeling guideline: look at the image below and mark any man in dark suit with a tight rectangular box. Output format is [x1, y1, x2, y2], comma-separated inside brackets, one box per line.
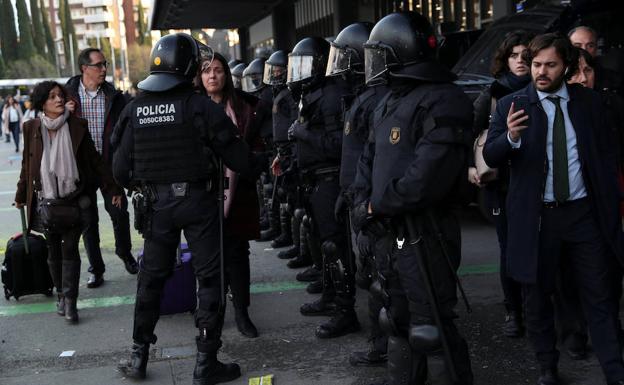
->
[483, 33, 624, 385]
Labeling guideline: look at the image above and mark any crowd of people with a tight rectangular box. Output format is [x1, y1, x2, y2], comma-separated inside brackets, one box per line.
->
[8, 9, 624, 385]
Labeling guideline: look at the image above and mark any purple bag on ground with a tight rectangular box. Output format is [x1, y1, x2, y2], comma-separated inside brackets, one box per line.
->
[138, 243, 197, 315]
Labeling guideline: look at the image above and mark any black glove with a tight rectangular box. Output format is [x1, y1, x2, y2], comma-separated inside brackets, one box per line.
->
[350, 200, 370, 234]
[356, 231, 374, 260]
[287, 120, 310, 141]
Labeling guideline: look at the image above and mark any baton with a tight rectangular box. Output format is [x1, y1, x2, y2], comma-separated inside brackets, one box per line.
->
[404, 216, 459, 383]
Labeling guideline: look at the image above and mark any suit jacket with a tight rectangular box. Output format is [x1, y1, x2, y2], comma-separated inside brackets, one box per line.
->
[483, 82, 622, 284]
[15, 116, 122, 230]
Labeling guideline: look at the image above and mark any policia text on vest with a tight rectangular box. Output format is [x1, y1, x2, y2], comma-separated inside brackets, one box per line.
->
[135, 101, 182, 127]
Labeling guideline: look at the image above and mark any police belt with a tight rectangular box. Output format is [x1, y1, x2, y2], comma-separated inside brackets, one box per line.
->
[145, 180, 215, 200]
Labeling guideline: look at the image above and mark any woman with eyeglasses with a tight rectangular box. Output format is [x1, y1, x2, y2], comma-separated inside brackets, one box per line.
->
[14, 81, 122, 324]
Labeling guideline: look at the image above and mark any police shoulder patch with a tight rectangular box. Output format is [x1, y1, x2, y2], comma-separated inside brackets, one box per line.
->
[389, 127, 400, 144]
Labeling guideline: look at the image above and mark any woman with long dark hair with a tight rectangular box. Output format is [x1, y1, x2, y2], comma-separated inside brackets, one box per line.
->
[2, 95, 24, 151]
[469, 30, 533, 338]
[14, 81, 122, 324]
[194, 52, 268, 338]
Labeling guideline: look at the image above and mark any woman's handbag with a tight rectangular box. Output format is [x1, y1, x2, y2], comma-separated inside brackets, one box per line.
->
[39, 198, 81, 231]
[473, 129, 498, 183]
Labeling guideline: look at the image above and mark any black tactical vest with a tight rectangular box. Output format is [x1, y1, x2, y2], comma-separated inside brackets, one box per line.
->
[272, 88, 298, 143]
[339, 85, 389, 190]
[296, 80, 347, 171]
[131, 90, 214, 184]
[370, 83, 472, 210]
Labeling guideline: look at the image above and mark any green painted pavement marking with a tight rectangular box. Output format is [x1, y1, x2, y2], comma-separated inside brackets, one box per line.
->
[0, 264, 498, 317]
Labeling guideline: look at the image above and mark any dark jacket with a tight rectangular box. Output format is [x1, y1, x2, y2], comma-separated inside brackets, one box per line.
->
[15, 116, 122, 230]
[223, 90, 266, 240]
[65, 76, 127, 165]
[483, 82, 623, 284]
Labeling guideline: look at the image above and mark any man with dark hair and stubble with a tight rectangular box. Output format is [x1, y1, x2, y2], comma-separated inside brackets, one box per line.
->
[66, 48, 138, 288]
[484, 33, 624, 385]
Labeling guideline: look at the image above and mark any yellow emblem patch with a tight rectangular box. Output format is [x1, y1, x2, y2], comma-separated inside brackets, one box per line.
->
[389, 127, 401, 144]
[154, 57, 161, 66]
[344, 121, 351, 135]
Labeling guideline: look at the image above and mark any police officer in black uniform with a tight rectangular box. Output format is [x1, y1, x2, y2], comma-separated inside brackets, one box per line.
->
[113, 33, 258, 385]
[243, 57, 274, 104]
[288, 36, 360, 338]
[231, 62, 246, 90]
[228, 59, 243, 70]
[265, 50, 300, 253]
[327, 21, 391, 367]
[351, 12, 474, 384]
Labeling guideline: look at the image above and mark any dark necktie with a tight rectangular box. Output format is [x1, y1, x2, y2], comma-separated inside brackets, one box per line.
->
[546, 96, 569, 202]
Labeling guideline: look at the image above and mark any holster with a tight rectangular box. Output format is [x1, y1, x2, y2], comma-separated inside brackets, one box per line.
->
[131, 185, 155, 239]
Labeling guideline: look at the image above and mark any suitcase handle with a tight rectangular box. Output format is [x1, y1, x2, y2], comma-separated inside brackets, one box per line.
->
[19, 206, 29, 255]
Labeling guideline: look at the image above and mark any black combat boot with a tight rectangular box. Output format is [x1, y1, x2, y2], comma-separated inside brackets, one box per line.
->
[118, 342, 150, 379]
[270, 205, 293, 248]
[315, 308, 361, 338]
[296, 266, 321, 282]
[56, 294, 65, 316]
[234, 307, 258, 338]
[306, 279, 323, 294]
[502, 311, 524, 338]
[300, 298, 337, 316]
[259, 206, 280, 242]
[350, 334, 388, 367]
[278, 246, 298, 259]
[64, 297, 78, 323]
[193, 333, 240, 385]
[62, 259, 81, 324]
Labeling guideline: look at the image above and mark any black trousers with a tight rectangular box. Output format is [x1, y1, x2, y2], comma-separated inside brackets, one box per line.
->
[524, 198, 624, 382]
[224, 232, 251, 309]
[492, 208, 523, 314]
[307, 175, 354, 309]
[82, 187, 132, 275]
[377, 229, 473, 384]
[46, 226, 82, 299]
[8, 121, 19, 150]
[133, 185, 223, 351]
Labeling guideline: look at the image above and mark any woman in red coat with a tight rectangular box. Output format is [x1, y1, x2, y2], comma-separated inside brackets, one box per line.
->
[194, 52, 268, 338]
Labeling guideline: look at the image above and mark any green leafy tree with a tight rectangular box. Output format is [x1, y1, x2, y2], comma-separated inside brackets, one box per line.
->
[59, 0, 78, 71]
[0, 54, 6, 78]
[16, 0, 36, 60]
[30, 0, 46, 56]
[40, 0, 56, 64]
[127, 43, 151, 85]
[5, 54, 56, 78]
[1, 0, 19, 62]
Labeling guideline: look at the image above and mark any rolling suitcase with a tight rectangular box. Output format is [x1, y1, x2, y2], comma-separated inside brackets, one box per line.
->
[1, 207, 53, 300]
[138, 243, 197, 315]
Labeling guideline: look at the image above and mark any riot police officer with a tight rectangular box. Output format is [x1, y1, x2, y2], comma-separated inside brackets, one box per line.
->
[243, 57, 274, 104]
[351, 12, 474, 384]
[327, 21, 391, 367]
[288, 36, 359, 338]
[265, 50, 299, 252]
[228, 58, 243, 70]
[231, 62, 247, 90]
[113, 33, 258, 384]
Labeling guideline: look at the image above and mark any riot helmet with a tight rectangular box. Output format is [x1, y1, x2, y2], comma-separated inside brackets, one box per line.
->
[138, 33, 213, 92]
[242, 58, 266, 93]
[364, 12, 451, 84]
[287, 37, 330, 86]
[263, 50, 289, 86]
[326, 22, 373, 77]
[228, 59, 243, 69]
[231, 62, 247, 90]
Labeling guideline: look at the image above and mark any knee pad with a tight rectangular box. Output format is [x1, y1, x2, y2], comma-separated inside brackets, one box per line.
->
[301, 214, 310, 227]
[379, 307, 399, 336]
[294, 208, 305, 221]
[321, 240, 339, 262]
[408, 324, 441, 354]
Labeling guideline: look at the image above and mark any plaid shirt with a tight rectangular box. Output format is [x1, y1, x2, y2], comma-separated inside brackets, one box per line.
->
[78, 81, 106, 154]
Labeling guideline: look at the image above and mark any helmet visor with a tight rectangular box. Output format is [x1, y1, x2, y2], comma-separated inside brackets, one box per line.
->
[232, 75, 242, 89]
[326, 45, 352, 77]
[287, 55, 315, 84]
[242, 73, 264, 93]
[364, 46, 389, 85]
[263, 63, 287, 85]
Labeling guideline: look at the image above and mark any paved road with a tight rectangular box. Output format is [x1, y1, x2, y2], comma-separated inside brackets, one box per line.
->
[0, 140, 607, 385]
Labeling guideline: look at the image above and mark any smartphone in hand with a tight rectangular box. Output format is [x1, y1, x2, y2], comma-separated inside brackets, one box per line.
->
[512, 95, 530, 125]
